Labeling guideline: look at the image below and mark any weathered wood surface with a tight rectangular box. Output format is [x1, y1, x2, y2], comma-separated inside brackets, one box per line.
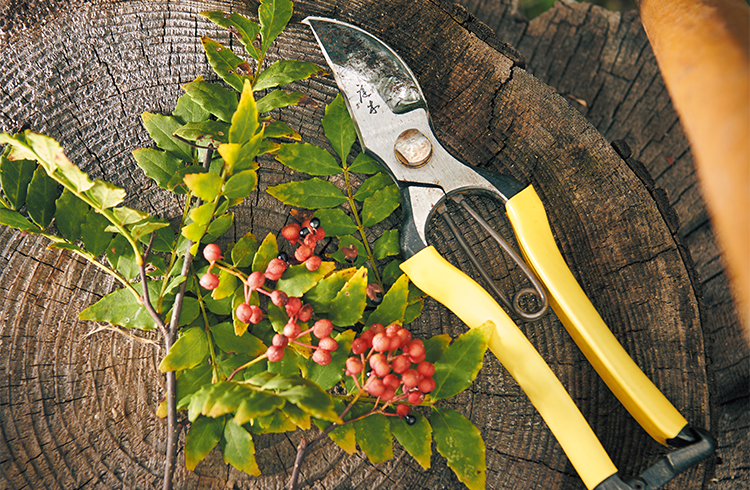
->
[0, 0, 739, 489]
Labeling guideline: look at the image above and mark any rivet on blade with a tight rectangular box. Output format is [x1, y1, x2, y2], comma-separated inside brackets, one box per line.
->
[394, 129, 432, 168]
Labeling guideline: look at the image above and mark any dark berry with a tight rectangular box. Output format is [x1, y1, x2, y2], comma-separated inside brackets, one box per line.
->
[277, 251, 288, 262]
[404, 414, 417, 425]
[310, 217, 321, 229]
[299, 227, 310, 238]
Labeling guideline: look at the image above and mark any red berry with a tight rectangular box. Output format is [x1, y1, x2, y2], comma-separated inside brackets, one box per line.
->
[248, 304, 263, 324]
[365, 377, 385, 397]
[401, 369, 419, 389]
[318, 336, 339, 351]
[297, 304, 314, 322]
[305, 255, 322, 271]
[380, 386, 396, 401]
[295, 244, 312, 262]
[345, 357, 363, 375]
[417, 361, 435, 377]
[265, 258, 287, 281]
[285, 297, 302, 317]
[360, 329, 375, 347]
[312, 348, 332, 366]
[392, 354, 411, 374]
[199, 272, 220, 290]
[396, 329, 412, 348]
[388, 334, 401, 351]
[372, 332, 390, 352]
[312, 319, 333, 339]
[267, 345, 285, 362]
[386, 323, 400, 336]
[407, 339, 425, 356]
[303, 233, 318, 249]
[418, 377, 436, 394]
[283, 321, 300, 339]
[382, 374, 400, 389]
[236, 303, 253, 323]
[409, 351, 426, 364]
[369, 353, 387, 370]
[281, 223, 301, 245]
[370, 323, 385, 335]
[202, 243, 222, 262]
[271, 290, 288, 308]
[396, 404, 411, 417]
[272, 333, 288, 348]
[351, 338, 368, 355]
[314, 227, 325, 240]
[373, 360, 391, 377]
[408, 391, 425, 405]
[246, 271, 265, 290]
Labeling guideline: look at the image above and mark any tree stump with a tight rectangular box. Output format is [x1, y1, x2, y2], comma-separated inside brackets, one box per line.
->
[0, 0, 738, 489]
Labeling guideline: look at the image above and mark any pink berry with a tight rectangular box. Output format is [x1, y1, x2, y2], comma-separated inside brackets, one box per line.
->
[318, 336, 339, 351]
[248, 304, 263, 324]
[303, 233, 318, 249]
[417, 361, 435, 377]
[295, 244, 312, 262]
[285, 296, 302, 318]
[271, 290, 288, 308]
[369, 353, 387, 369]
[281, 223, 301, 245]
[382, 374, 400, 389]
[236, 303, 253, 323]
[272, 333, 289, 348]
[246, 271, 265, 290]
[351, 338, 368, 355]
[418, 377, 436, 394]
[372, 332, 390, 352]
[265, 258, 287, 281]
[359, 330, 375, 347]
[202, 243, 222, 262]
[392, 354, 411, 374]
[314, 227, 325, 241]
[365, 377, 385, 397]
[312, 319, 333, 339]
[408, 391, 425, 405]
[396, 329, 412, 348]
[401, 369, 419, 389]
[370, 323, 385, 335]
[199, 272, 220, 290]
[267, 345, 285, 362]
[345, 357, 363, 375]
[396, 404, 411, 417]
[297, 304, 313, 322]
[380, 386, 396, 401]
[312, 348, 332, 366]
[386, 323, 400, 336]
[388, 334, 401, 352]
[283, 321, 300, 339]
[305, 255, 322, 271]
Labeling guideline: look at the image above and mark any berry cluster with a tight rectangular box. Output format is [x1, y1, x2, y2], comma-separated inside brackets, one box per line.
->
[199, 243, 338, 367]
[346, 323, 435, 415]
[281, 217, 325, 271]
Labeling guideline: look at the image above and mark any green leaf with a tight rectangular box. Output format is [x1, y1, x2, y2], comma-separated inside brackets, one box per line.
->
[382, 259, 404, 286]
[348, 152, 382, 174]
[258, 0, 293, 54]
[431, 322, 491, 400]
[130, 219, 170, 243]
[26, 167, 58, 229]
[0, 156, 35, 210]
[314, 399, 356, 454]
[182, 77, 238, 123]
[252, 233, 278, 272]
[352, 406, 392, 464]
[303, 267, 357, 314]
[182, 201, 216, 243]
[374, 229, 400, 259]
[209, 269, 237, 301]
[263, 120, 300, 140]
[276, 260, 336, 297]
[211, 321, 265, 357]
[353, 172, 396, 202]
[168, 296, 201, 327]
[141, 112, 194, 162]
[329, 235, 368, 268]
[173, 92, 211, 123]
[257, 90, 307, 113]
[424, 334, 451, 364]
[310, 208, 356, 237]
[176, 364, 212, 409]
[131, 148, 183, 190]
[173, 121, 229, 146]
[200, 11, 261, 61]
[431, 407, 486, 490]
[222, 419, 260, 475]
[0, 208, 39, 233]
[139, 224, 174, 253]
[106, 234, 138, 280]
[254, 60, 325, 91]
[233, 390, 285, 425]
[274, 142, 340, 176]
[305, 329, 355, 390]
[328, 266, 368, 327]
[111, 206, 149, 226]
[218, 132, 263, 175]
[231, 232, 257, 267]
[159, 326, 209, 372]
[184, 172, 223, 201]
[79, 281, 160, 329]
[88, 180, 126, 210]
[365, 274, 409, 327]
[391, 413, 432, 469]
[80, 210, 112, 257]
[267, 178, 346, 209]
[322, 94, 356, 162]
[222, 169, 257, 199]
[277, 376, 342, 423]
[361, 184, 400, 227]
[202, 36, 250, 93]
[23, 132, 95, 193]
[185, 415, 224, 471]
[230, 80, 259, 145]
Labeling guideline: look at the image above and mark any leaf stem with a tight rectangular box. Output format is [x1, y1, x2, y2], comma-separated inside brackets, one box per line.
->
[342, 165, 382, 285]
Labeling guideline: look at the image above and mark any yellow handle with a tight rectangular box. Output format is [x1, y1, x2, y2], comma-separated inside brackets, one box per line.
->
[401, 247, 617, 490]
[506, 186, 688, 445]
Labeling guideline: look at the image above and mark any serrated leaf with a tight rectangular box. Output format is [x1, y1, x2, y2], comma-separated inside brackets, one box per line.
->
[173, 121, 229, 146]
[365, 274, 409, 327]
[263, 120, 300, 140]
[374, 229, 400, 259]
[431, 322, 491, 400]
[79, 281, 161, 329]
[176, 364, 212, 410]
[305, 329, 355, 390]
[391, 413, 432, 469]
[211, 321, 265, 357]
[53, 190, 89, 242]
[230, 80, 259, 144]
[312, 208, 357, 237]
[159, 326, 209, 372]
[174, 92, 211, 123]
[328, 267, 367, 327]
[233, 390, 285, 425]
[352, 405, 392, 464]
[23, 132, 95, 193]
[431, 407, 486, 490]
[322, 94, 356, 162]
[185, 415, 224, 471]
[106, 234, 138, 280]
[182, 77, 238, 123]
[258, 0, 293, 54]
[222, 419, 260, 475]
[424, 334, 451, 364]
[183, 172, 223, 201]
[267, 178, 346, 209]
[275, 260, 336, 297]
[329, 235, 368, 268]
[141, 112, 194, 162]
[361, 184, 400, 227]
[200, 11, 261, 60]
[80, 210, 112, 257]
[254, 60, 325, 91]
[348, 152, 382, 174]
[0, 156, 35, 210]
[252, 233, 278, 272]
[303, 267, 357, 314]
[131, 148, 183, 190]
[274, 142, 340, 176]
[182, 201, 216, 243]
[354, 172, 396, 202]
[278, 376, 341, 423]
[26, 167, 58, 229]
[0, 208, 39, 233]
[257, 90, 306, 113]
[222, 169, 257, 199]
[202, 36, 249, 92]
[231, 232, 257, 267]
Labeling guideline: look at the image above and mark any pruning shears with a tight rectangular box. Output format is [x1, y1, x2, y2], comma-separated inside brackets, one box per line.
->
[303, 17, 715, 490]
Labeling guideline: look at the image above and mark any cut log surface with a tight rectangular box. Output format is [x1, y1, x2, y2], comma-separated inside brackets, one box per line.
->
[0, 0, 741, 489]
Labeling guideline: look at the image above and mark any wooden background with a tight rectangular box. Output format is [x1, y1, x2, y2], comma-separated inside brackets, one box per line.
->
[0, 0, 746, 489]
